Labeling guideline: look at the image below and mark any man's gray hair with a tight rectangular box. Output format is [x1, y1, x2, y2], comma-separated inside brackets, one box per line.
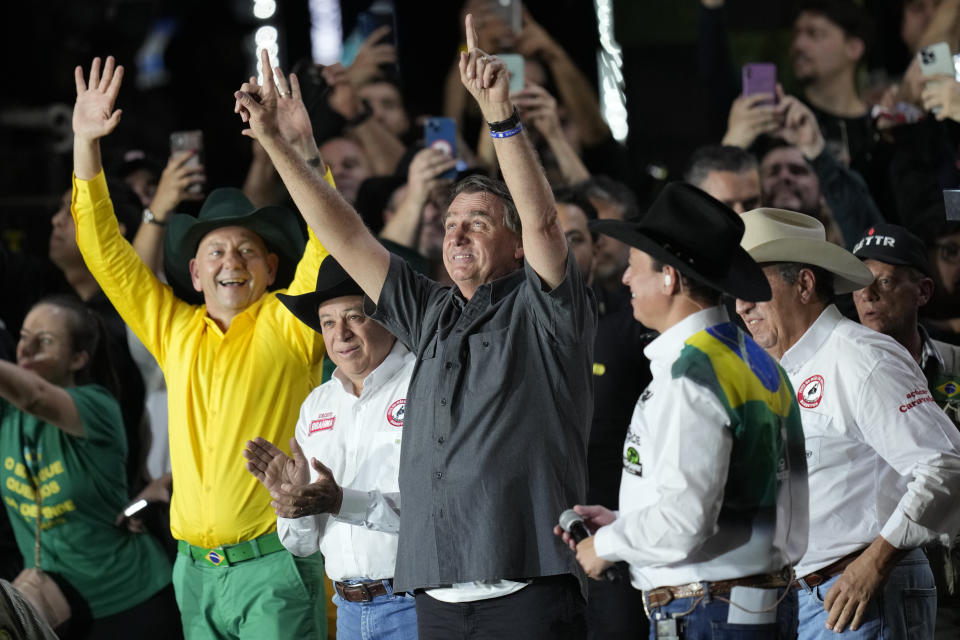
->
[776, 262, 835, 306]
[447, 174, 522, 235]
[684, 145, 759, 189]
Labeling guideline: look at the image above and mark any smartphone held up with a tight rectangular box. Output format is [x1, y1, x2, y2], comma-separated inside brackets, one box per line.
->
[170, 130, 204, 195]
[424, 117, 458, 180]
[742, 63, 777, 106]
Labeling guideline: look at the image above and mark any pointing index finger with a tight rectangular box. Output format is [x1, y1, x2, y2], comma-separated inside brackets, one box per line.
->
[465, 13, 478, 51]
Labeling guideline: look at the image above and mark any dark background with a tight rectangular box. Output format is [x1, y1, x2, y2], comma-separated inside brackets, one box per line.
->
[3, 0, 899, 261]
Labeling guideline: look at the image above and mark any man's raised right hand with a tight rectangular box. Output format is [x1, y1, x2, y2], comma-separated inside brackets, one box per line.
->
[73, 56, 124, 143]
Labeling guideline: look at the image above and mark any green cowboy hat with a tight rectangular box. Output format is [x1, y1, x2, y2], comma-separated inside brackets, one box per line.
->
[163, 188, 306, 302]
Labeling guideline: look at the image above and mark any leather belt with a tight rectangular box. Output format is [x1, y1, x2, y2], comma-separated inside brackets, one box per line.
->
[644, 568, 792, 610]
[334, 579, 394, 603]
[795, 549, 864, 589]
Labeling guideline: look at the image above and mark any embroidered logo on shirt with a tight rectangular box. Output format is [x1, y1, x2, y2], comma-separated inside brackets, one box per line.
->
[622, 431, 643, 477]
[387, 399, 406, 427]
[937, 380, 960, 398]
[310, 412, 336, 434]
[900, 388, 935, 412]
[797, 375, 824, 408]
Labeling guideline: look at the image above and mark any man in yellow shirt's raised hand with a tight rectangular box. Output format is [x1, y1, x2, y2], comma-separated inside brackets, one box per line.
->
[71, 55, 331, 639]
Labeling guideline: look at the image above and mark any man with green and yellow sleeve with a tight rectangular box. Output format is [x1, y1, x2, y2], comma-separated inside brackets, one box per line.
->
[558, 183, 808, 638]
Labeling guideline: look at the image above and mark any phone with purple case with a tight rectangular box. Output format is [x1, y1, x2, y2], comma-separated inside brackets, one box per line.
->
[742, 63, 777, 106]
[424, 117, 457, 180]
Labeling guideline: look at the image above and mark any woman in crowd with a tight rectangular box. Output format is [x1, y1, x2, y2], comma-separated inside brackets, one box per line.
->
[0, 295, 179, 639]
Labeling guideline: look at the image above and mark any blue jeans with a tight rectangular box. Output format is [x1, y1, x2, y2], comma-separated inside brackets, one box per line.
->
[333, 580, 418, 640]
[797, 547, 936, 639]
[646, 586, 797, 639]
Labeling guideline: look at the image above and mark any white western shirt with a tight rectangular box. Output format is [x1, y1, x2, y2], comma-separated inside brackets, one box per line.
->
[593, 307, 808, 591]
[277, 342, 413, 582]
[781, 305, 960, 576]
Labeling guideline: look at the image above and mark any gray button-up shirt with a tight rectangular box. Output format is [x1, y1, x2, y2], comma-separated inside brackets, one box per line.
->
[367, 252, 597, 594]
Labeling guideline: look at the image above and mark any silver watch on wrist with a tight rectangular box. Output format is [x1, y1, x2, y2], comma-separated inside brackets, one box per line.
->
[142, 208, 167, 226]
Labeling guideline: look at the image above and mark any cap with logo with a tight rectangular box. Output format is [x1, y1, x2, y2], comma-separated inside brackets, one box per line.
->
[851, 223, 932, 277]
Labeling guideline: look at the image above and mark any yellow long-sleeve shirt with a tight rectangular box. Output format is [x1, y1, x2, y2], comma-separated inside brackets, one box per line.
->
[72, 170, 330, 547]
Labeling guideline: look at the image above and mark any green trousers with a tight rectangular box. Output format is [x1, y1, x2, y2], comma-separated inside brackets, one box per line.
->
[173, 549, 327, 639]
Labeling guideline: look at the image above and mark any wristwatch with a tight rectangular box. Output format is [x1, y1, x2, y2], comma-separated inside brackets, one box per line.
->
[142, 208, 167, 227]
[487, 107, 522, 133]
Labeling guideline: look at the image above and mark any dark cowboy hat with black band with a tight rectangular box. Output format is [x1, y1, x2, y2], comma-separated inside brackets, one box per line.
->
[277, 256, 363, 333]
[163, 188, 306, 300]
[589, 182, 772, 302]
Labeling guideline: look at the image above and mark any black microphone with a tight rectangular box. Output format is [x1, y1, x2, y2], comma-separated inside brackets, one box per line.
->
[558, 509, 620, 582]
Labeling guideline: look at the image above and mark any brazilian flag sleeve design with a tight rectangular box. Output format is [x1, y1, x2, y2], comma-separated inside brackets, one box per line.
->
[671, 323, 805, 513]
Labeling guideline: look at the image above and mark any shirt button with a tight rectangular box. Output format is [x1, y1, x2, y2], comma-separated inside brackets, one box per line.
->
[440, 398, 447, 406]
[482, 341, 489, 347]
[437, 436, 445, 444]
[435, 472, 443, 479]
[444, 362, 453, 369]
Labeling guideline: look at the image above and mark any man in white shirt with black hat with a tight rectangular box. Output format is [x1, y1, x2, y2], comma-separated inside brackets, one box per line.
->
[244, 256, 417, 640]
[736, 208, 960, 639]
[557, 183, 809, 639]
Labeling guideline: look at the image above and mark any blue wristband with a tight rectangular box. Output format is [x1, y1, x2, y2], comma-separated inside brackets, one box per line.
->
[490, 123, 523, 139]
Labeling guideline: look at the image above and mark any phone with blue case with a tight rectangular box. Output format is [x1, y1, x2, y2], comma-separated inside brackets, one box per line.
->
[424, 117, 458, 180]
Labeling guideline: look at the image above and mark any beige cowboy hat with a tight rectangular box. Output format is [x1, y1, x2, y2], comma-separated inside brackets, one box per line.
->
[740, 208, 874, 294]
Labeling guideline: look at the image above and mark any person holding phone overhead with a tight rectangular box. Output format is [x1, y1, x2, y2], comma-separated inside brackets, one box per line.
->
[69, 55, 335, 638]
[234, 12, 597, 638]
[0, 296, 178, 639]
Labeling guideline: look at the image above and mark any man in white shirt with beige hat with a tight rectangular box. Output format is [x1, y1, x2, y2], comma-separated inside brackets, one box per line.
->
[736, 208, 960, 640]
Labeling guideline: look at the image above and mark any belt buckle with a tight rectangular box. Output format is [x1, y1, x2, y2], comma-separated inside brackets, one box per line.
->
[205, 546, 229, 567]
[358, 582, 373, 602]
[646, 587, 674, 609]
[344, 582, 373, 602]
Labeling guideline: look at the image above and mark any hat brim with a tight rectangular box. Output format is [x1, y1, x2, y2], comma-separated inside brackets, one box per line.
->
[591, 220, 772, 302]
[854, 249, 933, 278]
[747, 238, 875, 294]
[276, 281, 365, 333]
[163, 207, 306, 302]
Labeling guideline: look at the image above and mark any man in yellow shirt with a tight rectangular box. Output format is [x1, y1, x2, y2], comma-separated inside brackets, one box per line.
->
[71, 56, 330, 638]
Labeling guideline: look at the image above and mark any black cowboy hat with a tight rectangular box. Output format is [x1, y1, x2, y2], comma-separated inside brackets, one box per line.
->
[163, 188, 305, 299]
[589, 182, 771, 302]
[276, 256, 363, 333]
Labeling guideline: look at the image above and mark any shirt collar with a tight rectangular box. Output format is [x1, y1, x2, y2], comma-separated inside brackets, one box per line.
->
[780, 304, 843, 371]
[919, 325, 945, 373]
[201, 294, 268, 335]
[450, 264, 527, 308]
[643, 306, 729, 363]
[332, 340, 410, 397]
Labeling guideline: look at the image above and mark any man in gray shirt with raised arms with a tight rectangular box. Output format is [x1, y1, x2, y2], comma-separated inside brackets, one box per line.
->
[234, 15, 596, 639]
